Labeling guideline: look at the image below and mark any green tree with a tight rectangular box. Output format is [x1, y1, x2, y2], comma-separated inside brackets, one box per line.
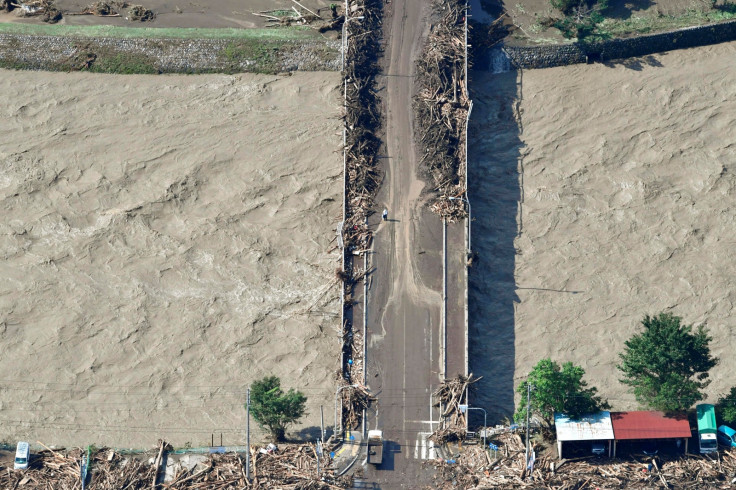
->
[514, 358, 609, 427]
[716, 387, 736, 426]
[551, 0, 608, 39]
[617, 313, 718, 412]
[250, 376, 307, 441]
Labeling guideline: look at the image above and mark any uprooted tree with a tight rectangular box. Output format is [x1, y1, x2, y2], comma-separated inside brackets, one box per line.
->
[618, 312, 719, 412]
[250, 376, 307, 442]
[514, 358, 609, 428]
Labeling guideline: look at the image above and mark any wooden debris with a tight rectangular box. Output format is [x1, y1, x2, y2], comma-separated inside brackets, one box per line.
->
[414, 0, 471, 221]
[339, 382, 376, 430]
[339, 0, 381, 400]
[12, 0, 61, 22]
[127, 3, 154, 21]
[429, 432, 736, 489]
[66, 1, 121, 16]
[0, 441, 353, 489]
[429, 374, 480, 444]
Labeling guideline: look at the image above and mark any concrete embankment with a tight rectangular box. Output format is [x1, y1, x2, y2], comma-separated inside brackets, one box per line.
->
[503, 19, 736, 69]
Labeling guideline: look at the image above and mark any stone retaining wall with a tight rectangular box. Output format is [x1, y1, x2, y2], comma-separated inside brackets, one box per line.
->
[504, 19, 736, 69]
[0, 33, 341, 73]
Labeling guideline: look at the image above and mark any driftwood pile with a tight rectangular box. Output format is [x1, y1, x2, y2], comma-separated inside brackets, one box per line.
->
[430, 432, 736, 489]
[0, 441, 352, 489]
[339, 0, 382, 395]
[9, 0, 61, 22]
[414, 0, 471, 222]
[253, 2, 343, 32]
[430, 374, 479, 444]
[127, 4, 154, 21]
[339, 382, 375, 430]
[342, 0, 382, 253]
[65, 1, 132, 16]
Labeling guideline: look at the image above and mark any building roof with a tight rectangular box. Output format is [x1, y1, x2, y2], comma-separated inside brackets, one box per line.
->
[555, 411, 614, 441]
[610, 411, 692, 440]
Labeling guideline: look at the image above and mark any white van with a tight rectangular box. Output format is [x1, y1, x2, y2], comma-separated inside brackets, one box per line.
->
[14, 441, 30, 470]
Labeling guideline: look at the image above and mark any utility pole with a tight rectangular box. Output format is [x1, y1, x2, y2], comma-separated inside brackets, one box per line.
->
[316, 439, 321, 477]
[525, 383, 531, 468]
[246, 388, 251, 481]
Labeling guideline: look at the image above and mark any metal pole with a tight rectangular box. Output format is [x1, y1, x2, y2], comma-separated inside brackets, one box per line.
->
[482, 409, 487, 450]
[466, 196, 472, 254]
[442, 218, 447, 379]
[320, 405, 325, 441]
[246, 388, 251, 481]
[525, 383, 531, 468]
[316, 439, 321, 477]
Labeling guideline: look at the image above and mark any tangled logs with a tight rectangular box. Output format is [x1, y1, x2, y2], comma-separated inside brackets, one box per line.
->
[414, 0, 471, 222]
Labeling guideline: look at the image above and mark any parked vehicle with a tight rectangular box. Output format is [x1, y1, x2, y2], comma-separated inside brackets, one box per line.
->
[367, 430, 383, 465]
[696, 404, 719, 454]
[717, 425, 736, 448]
[641, 441, 658, 456]
[591, 441, 606, 456]
[14, 442, 29, 470]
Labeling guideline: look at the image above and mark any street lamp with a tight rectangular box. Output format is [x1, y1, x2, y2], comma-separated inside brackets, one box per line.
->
[448, 196, 472, 255]
[459, 404, 487, 450]
[334, 384, 360, 437]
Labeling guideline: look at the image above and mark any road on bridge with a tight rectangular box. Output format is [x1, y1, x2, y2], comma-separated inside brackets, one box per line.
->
[359, 0, 468, 486]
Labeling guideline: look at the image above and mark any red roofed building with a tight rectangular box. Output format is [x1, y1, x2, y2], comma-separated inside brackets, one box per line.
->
[610, 411, 692, 457]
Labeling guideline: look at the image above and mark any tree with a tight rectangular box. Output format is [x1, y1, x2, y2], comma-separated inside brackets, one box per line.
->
[551, 0, 608, 39]
[716, 387, 736, 426]
[514, 358, 609, 427]
[249, 376, 307, 441]
[617, 313, 718, 412]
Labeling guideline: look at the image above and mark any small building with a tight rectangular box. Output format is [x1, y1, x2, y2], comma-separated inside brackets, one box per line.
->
[610, 411, 692, 457]
[555, 411, 614, 458]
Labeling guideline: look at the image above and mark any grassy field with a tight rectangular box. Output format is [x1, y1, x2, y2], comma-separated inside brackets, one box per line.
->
[0, 23, 319, 40]
[594, 5, 736, 38]
[491, 0, 736, 43]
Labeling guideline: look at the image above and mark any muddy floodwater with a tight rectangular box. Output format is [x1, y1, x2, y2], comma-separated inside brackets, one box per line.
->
[0, 70, 342, 448]
[469, 42, 736, 422]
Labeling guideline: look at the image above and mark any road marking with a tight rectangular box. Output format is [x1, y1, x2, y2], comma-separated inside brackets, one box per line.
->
[413, 432, 436, 460]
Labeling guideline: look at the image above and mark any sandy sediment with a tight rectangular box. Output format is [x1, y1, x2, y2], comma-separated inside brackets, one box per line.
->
[470, 42, 736, 420]
[0, 70, 342, 448]
[1, 0, 333, 29]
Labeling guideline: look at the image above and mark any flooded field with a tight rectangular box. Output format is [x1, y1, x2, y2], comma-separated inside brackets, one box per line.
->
[469, 42, 736, 421]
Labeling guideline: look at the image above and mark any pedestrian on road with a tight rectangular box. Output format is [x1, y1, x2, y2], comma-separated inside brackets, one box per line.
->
[382, 209, 388, 221]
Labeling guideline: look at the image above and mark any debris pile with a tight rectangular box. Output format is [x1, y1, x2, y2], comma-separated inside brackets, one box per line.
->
[0, 441, 352, 489]
[430, 432, 736, 489]
[66, 1, 121, 16]
[339, 382, 376, 430]
[414, 0, 471, 221]
[127, 3, 154, 21]
[339, 0, 382, 399]
[342, 0, 382, 253]
[253, 1, 343, 32]
[430, 374, 479, 444]
[11, 0, 62, 22]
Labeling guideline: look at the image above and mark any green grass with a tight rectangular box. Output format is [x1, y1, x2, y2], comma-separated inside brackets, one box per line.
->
[89, 52, 159, 74]
[0, 23, 318, 40]
[593, 7, 736, 37]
